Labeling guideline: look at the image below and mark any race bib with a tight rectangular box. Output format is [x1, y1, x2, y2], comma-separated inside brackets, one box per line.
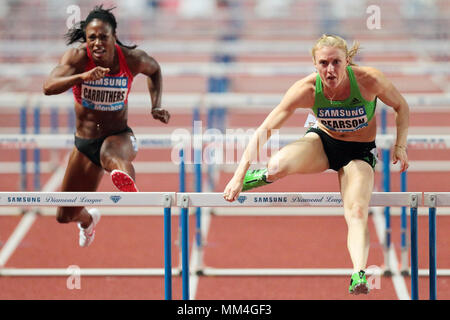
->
[316, 105, 368, 132]
[81, 76, 128, 112]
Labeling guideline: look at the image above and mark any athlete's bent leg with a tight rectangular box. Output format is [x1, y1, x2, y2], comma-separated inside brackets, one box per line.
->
[57, 147, 104, 247]
[242, 132, 329, 191]
[100, 131, 139, 192]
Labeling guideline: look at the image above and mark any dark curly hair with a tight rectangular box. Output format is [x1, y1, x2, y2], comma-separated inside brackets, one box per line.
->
[64, 5, 137, 49]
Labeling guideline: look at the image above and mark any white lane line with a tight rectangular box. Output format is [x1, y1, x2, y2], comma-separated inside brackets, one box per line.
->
[0, 155, 67, 267]
[0, 210, 38, 266]
[371, 206, 411, 300]
[188, 206, 213, 300]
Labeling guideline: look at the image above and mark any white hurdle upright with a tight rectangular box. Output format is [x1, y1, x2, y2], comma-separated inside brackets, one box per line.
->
[0, 192, 176, 300]
[176, 192, 421, 300]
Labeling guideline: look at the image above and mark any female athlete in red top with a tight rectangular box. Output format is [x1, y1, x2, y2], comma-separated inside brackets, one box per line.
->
[43, 5, 170, 247]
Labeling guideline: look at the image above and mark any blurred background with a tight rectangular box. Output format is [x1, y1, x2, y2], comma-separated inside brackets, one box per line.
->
[0, 0, 448, 94]
[0, 0, 449, 300]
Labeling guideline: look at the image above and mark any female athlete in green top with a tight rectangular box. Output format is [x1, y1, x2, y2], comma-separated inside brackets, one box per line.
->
[223, 34, 410, 295]
[313, 65, 377, 132]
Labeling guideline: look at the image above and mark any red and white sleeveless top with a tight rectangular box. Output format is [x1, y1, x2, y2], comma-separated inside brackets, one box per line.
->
[72, 44, 133, 111]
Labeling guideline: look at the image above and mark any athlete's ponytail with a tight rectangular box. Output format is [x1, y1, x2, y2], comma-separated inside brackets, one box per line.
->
[64, 5, 137, 50]
[311, 34, 360, 66]
[65, 20, 87, 45]
[346, 41, 360, 66]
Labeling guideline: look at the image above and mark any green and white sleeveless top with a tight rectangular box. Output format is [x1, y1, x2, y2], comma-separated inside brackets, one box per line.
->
[312, 66, 377, 132]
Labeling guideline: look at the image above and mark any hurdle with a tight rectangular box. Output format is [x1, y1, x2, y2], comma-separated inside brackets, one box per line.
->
[423, 193, 450, 300]
[176, 192, 421, 300]
[0, 133, 176, 203]
[377, 104, 450, 276]
[0, 191, 447, 300]
[179, 131, 450, 279]
[0, 192, 176, 300]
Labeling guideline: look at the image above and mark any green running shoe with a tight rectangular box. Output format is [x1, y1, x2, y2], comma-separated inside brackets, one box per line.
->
[242, 168, 271, 191]
[349, 270, 370, 295]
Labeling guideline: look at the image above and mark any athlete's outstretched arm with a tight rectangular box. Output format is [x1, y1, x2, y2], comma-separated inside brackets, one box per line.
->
[370, 68, 410, 172]
[43, 48, 109, 95]
[223, 79, 314, 201]
[134, 50, 169, 124]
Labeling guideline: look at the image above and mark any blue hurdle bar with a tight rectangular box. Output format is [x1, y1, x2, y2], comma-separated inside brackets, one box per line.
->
[193, 108, 203, 249]
[68, 108, 76, 133]
[20, 107, 27, 192]
[179, 149, 186, 197]
[410, 198, 419, 300]
[400, 171, 408, 274]
[194, 155, 202, 248]
[382, 148, 392, 274]
[428, 195, 437, 300]
[180, 194, 190, 300]
[163, 195, 173, 300]
[380, 107, 392, 275]
[33, 107, 41, 191]
[178, 148, 186, 276]
[50, 107, 59, 134]
[380, 106, 410, 275]
[179, 148, 190, 300]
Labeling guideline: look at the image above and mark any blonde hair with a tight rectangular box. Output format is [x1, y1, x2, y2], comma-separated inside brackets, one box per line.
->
[311, 34, 360, 66]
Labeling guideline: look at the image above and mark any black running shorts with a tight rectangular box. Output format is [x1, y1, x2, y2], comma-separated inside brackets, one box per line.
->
[74, 126, 134, 167]
[306, 127, 377, 171]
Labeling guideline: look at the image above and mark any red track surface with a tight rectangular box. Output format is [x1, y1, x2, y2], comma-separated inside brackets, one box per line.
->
[0, 145, 449, 299]
[0, 69, 449, 302]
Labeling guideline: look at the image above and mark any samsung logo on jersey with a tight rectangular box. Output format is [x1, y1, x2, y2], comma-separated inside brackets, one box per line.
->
[85, 77, 128, 88]
[253, 196, 288, 203]
[8, 196, 41, 203]
[318, 106, 366, 118]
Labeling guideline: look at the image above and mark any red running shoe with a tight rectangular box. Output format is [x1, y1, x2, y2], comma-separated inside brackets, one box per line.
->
[111, 169, 139, 192]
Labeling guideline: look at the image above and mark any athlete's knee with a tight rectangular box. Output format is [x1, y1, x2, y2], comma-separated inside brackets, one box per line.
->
[346, 202, 369, 222]
[266, 156, 288, 181]
[56, 207, 81, 224]
[101, 152, 132, 171]
[101, 134, 136, 162]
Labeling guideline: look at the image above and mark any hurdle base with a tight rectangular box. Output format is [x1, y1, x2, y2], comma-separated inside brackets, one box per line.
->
[383, 269, 393, 277]
[400, 270, 410, 276]
[196, 269, 205, 276]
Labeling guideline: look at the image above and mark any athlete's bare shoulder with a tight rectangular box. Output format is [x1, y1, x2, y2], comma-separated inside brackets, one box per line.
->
[49, 44, 88, 77]
[60, 44, 88, 69]
[351, 65, 385, 83]
[303, 72, 318, 88]
[350, 65, 385, 96]
[119, 46, 158, 76]
[290, 72, 316, 94]
[280, 72, 317, 110]
[119, 45, 139, 59]
[295, 72, 316, 98]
